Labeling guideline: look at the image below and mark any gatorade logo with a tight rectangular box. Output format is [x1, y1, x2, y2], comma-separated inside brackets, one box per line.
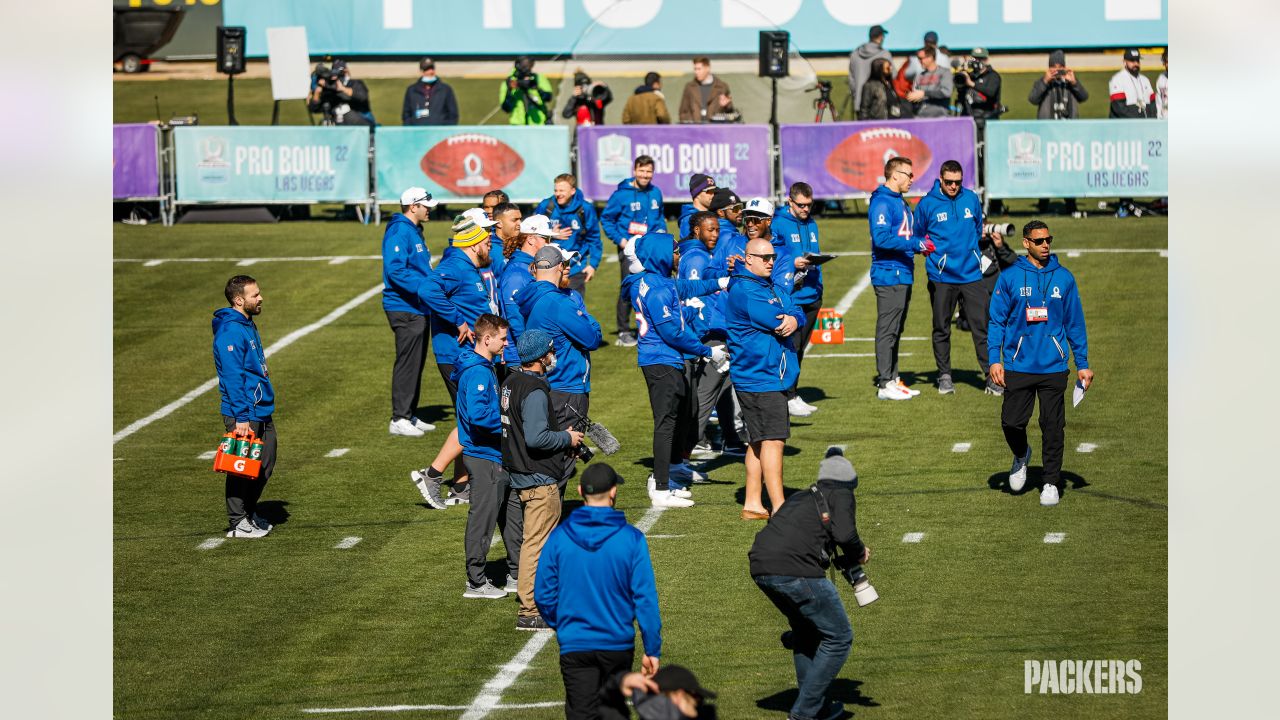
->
[233, 459, 246, 473]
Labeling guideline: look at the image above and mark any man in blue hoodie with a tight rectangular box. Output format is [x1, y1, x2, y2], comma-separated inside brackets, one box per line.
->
[455, 314, 523, 599]
[624, 232, 728, 509]
[535, 174, 602, 296]
[677, 173, 717, 239]
[383, 187, 439, 438]
[869, 156, 936, 401]
[727, 238, 807, 521]
[677, 211, 737, 460]
[213, 275, 276, 539]
[741, 198, 807, 420]
[772, 182, 825, 415]
[601, 155, 665, 348]
[536, 463, 662, 720]
[988, 220, 1094, 507]
[914, 161, 998, 396]
[517, 244, 604, 485]
[498, 214, 552, 371]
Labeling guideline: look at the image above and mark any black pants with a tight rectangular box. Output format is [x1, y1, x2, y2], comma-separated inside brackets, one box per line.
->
[437, 362, 458, 405]
[873, 284, 912, 386]
[550, 390, 589, 484]
[928, 280, 990, 378]
[687, 344, 729, 446]
[220, 415, 276, 525]
[715, 382, 743, 447]
[615, 247, 635, 334]
[386, 311, 429, 420]
[463, 457, 522, 587]
[790, 301, 823, 398]
[560, 649, 634, 720]
[1001, 370, 1069, 489]
[643, 364, 692, 489]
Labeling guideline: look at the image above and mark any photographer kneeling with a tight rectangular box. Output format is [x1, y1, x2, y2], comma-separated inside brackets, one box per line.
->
[309, 60, 375, 126]
[749, 447, 872, 720]
[502, 56, 554, 126]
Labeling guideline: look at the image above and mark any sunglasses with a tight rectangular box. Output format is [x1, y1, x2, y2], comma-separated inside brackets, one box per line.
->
[743, 215, 768, 223]
[747, 252, 777, 262]
[895, 170, 914, 179]
[1025, 235, 1054, 245]
[793, 201, 812, 209]
[940, 178, 962, 186]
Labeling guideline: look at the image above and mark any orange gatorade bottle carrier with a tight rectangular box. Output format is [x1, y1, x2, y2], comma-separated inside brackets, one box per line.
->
[212, 430, 264, 478]
[809, 308, 845, 345]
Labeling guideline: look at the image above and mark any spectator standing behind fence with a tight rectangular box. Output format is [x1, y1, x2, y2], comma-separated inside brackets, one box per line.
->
[602, 156, 665, 347]
[402, 57, 458, 126]
[1028, 50, 1088, 215]
[860, 57, 902, 120]
[534, 174, 602, 295]
[905, 31, 949, 82]
[1156, 49, 1169, 118]
[1109, 49, 1157, 119]
[502, 56, 553, 125]
[848, 24, 890, 116]
[622, 72, 670, 125]
[956, 48, 1003, 123]
[906, 47, 952, 119]
[562, 70, 612, 126]
[309, 59, 374, 126]
[679, 57, 735, 124]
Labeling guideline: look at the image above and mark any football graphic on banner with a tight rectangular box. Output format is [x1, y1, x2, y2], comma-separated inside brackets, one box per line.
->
[421, 133, 525, 196]
[825, 127, 933, 193]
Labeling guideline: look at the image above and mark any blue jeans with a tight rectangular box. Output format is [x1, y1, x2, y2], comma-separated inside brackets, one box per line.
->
[754, 575, 853, 720]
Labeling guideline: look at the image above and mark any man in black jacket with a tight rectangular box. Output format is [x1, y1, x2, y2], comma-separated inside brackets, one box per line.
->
[956, 48, 1003, 125]
[402, 57, 459, 126]
[749, 447, 870, 720]
[309, 59, 375, 126]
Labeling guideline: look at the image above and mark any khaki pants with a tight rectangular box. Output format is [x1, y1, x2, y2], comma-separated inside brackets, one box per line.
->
[517, 484, 563, 617]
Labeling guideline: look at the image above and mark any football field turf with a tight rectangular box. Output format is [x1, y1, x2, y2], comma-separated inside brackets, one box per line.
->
[113, 213, 1167, 719]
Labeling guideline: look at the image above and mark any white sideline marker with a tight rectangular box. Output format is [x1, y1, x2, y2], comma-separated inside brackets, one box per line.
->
[1076, 443, 1098, 453]
[1067, 251, 1081, 258]
[197, 450, 217, 460]
[902, 532, 925, 543]
[807, 352, 913, 360]
[197, 538, 225, 550]
[952, 442, 971, 453]
[113, 284, 384, 445]
[334, 536, 362, 550]
[236, 259, 260, 267]
[325, 448, 350, 458]
[1044, 532, 1067, 544]
[648, 534, 686, 539]
[303, 701, 563, 714]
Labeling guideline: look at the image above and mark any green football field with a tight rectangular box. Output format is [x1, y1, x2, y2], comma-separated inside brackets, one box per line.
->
[113, 212, 1167, 719]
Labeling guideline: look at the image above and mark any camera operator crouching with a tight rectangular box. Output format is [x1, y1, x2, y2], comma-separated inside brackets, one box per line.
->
[502, 56, 554, 125]
[309, 60, 375, 126]
[748, 447, 875, 720]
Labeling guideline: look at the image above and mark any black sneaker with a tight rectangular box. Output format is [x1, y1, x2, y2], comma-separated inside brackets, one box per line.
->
[515, 614, 550, 631]
[721, 443, 747, 457]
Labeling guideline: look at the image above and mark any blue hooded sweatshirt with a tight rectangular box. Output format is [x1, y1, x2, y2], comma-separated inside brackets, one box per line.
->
[601, 177, 665, 245]
[676, 237, 728, 342]
[914, 180, 984, 285]
[422, 247, 500, 366]
[622, 233, 720, 369]
[535, 188, 602, 277]
[771, 204, 824, 306]
[987, 255, 1090, 374]
[517, 279, 602, 393]
[725, 265, 805, 393]
[711, 222, 794, 292]
[212, 307, 275, 421]
[535, 505, 662, 658]
[498, 249, 535, 366]
[677, 202, 699, 239]
[451, 347, 502, 462]
[380, 213, 432, 315]
[868, 184, 918, 287]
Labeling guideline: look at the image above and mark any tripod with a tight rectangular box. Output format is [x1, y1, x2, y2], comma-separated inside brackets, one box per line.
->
[809, 80, 837, 123]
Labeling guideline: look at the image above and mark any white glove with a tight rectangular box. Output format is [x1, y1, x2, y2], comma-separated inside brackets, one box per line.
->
[709, 345, 730, 373]
[623, 241, 645, 274]
[683, 297, 705, 310]
[717, 276, 730, 289]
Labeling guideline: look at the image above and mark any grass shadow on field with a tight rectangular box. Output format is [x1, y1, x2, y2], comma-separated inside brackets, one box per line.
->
[986, 470, 1090, 496]
[794, 386, 831, 405]
[254, 500, 291, 527]
[413, 403, 454, 425]
[756, 678, 877, 715]
[733, 484, 813, 510]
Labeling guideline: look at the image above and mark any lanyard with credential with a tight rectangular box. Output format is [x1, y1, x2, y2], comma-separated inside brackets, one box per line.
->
[1022, 267, 1056, 307]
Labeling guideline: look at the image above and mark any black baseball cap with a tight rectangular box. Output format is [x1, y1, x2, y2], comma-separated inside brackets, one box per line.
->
[689, 173, 716, 198]
[708, 188, 742, 212]
[419, 57, 435, 71]
[869, 25, 888, 39]
[1123, 48, 1141, 62]
[653, 665, 717, 700]
[924, 31, 939, 45]
[580, 464, 625, 495]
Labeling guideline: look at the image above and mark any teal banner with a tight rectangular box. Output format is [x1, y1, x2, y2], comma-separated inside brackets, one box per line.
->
[375, 126, 571, 204]
[173, 126, 370, 203]
[985, 120, 1168, 199]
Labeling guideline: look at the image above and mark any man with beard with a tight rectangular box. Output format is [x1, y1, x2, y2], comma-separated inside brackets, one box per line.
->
[772, 182, 824, 415]
[499, 212, 554, 374]
[601, 155, 665, 347]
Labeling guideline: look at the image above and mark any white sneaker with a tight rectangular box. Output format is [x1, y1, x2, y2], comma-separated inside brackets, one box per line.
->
[647, 475, 692, 499]
[1040, 484, 1060, 507]
[877, 382, 912, 401]
[504, 575, 518, 593]
[463, 582, 508, 599]
[796, 397, 819, 412]
[410, 416, 436, 432]
[226, 517, 269, 538]
[787, 396, 815, 417]
[895, 377, 921, 396]
[649, 490, 695, 508]
[389, 418, 425, 437]
[1008, 447, 1032, 492]
[690, 441, 718, 460]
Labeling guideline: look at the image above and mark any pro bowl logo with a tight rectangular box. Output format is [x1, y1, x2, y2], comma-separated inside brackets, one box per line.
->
[420, 133, 525, 197]
[1007, 132, 1042, 183]
[196, 136, 230, 184]
[596, 133, 633, 186]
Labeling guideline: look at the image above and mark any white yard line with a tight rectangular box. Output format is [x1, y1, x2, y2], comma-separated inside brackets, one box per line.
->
[197, 450, 217, 460]
[457, 507, 666, 720]
[325, 448, 351, 458]
[112, 284, 384, 445]
[197, 538, 225, 550]
[951, 442, 972, 453]
[902, 532, 925, 543]
[116, 255, 382, 264]
[334, 537, 362, 550]
[1044, 533, 1067, 544]
[803, 271, 871, 356]
[843, 336, 927, 342]
[303, 701, 563, 714]
[806, 352, 914, 360]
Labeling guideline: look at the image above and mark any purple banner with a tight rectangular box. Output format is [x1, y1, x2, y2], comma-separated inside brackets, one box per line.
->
[576, 125, 772, 202]
[780, 118, 977, 199]
[114, 124, 160, 199]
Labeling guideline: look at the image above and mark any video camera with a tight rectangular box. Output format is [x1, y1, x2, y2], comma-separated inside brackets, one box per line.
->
[950, 56, 984, 84]
[313, 62, 341, 87]
[513, 56, 538, 91]
[807, 80, 833, 105]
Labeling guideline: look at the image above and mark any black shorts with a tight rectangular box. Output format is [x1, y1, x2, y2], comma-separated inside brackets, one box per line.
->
[736, 390, 790, 443]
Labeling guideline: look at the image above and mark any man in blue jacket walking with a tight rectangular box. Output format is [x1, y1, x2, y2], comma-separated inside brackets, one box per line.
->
[988, 221, 1094, 507]
[601, 155, 665, 347]
[914, 161, 999, 395]
[455, 314, 523, 599]
[535, 174, 602, 296]
[869, 157, 935, 401]
[382, 187, 439, 438]
[213, 275, 277, 538]
[772, 182, 825, 415]
[536, 463, 662, 720]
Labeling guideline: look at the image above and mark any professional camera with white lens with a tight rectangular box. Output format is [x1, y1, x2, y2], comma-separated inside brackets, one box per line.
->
[839, 562, 879, 607]
[984, 222, 1015, 236]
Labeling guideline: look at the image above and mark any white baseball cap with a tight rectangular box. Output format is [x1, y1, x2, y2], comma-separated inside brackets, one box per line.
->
[742, 197, 775, 217]
[461, 207, 497, 228]
[519, 214, 554, 237]
[400, 187, 438, 207]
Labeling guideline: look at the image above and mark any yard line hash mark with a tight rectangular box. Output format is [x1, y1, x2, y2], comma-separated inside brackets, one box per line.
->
[952, 443, 971, 453]
[334, 537, 362, 550]
[902, 532, 925, 543]
[198, 450, 217, 460]
[197, 538, 225, 550]
[1044, 533, 1067, 544]
[1076, 443, 1098, 453]
[325, 448, 350, 458]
